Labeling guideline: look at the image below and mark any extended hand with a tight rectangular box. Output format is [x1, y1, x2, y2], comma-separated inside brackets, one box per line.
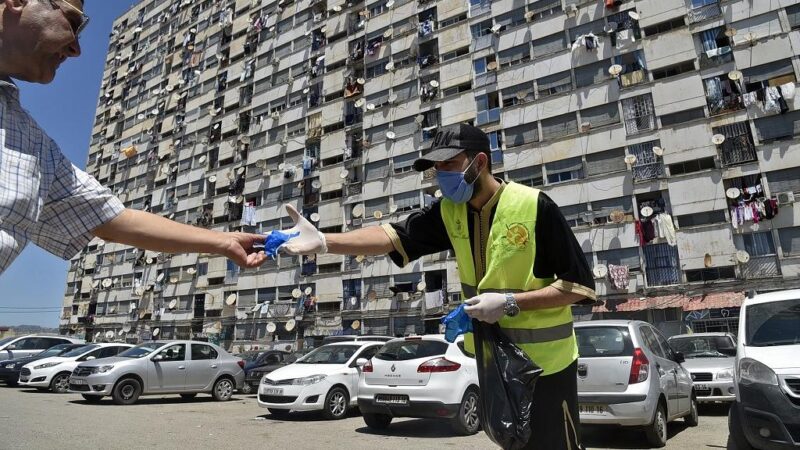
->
[464, 293, 506, 324]
[279, 204, 328, 255]
[220, 232, 267, 268]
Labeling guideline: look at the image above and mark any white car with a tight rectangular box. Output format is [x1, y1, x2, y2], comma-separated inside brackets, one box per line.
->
[19, 343, 132, 393]
[0, 335, 84, 361]
[357, 335, 480, 435]
[728, 290, 800, 450]
[257, 341, 385, 419]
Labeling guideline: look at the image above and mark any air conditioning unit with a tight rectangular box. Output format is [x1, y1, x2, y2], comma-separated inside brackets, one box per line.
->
[398, 292, 410, 301]
[777, 191, 795, 205]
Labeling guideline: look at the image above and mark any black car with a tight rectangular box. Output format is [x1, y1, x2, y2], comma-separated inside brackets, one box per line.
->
[0, 343, 85, 387]
[240, 350, 297, 394]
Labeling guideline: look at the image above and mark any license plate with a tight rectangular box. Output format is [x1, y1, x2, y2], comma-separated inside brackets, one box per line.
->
[695, 384, 710, 391]
[71, 379, 87, 385]
[579, 404, 607, 415]
[375, 394, 409, 405]
[263, 388, 283, 396]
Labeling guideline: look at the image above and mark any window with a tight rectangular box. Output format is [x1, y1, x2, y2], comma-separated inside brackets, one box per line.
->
[191, 344, 218, 360]
[628, 140, 665, 181]
[498, 44, 530, 68]
[366, 59, 389, 79]
[364, 197, 389, 218]
[488, 131, 502, 164]
[643, 17, 685, 37]
[676, 210, 726, 227]
[741, 232, 776, 257]
[471, 19, 492, 38]
[441, 46, 469, 62]
[753, 110, 800, 143]
[532, 32, 567, 57]
[651, 61, 695, 80]
[365, 160, 390, 181]
[596, 247, 641, 271]
[669, 157, 715, 175]
[475, 92, 501, 125]
[157, 344, 186, 362]
[394, 81, 418, 103]
[506, 166, 543, 187]
[622, 94, 655, 135]
[575, 61, 609, 88]
[569, 19, 604, 43]
[580, 103, 620, 128]
[779, 227, 800, 256]
[496, 7, 526, 29]
[540, 113, 578, 140]
[537, 71, 571, 97]
[767, 167, 800, 195]
[393, 153, 417, 174]
[560, 203, 588, 228]
[788, 4, 800, 30]
[714, 122, 757, 166]
[504, 124, 538, 147]
[644, 243, 680, 286]
[546, 157, 584, 184]
[393, 191, 420, 211]
[586, 148, 626, 176]
[639, 326, 667, 358]
[686, 267, 736, 282]
[742, 58, 796, 92]
[591, 196, 633, 224]
[502, 82, 534, 107]
[440, 13, 468, 28]
[392, 116, 417, 138]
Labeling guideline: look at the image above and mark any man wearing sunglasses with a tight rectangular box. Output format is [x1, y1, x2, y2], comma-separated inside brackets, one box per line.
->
[0, 0, 268, 275]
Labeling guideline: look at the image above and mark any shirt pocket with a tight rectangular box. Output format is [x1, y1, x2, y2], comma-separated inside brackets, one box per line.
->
[0, 145, 42, 227]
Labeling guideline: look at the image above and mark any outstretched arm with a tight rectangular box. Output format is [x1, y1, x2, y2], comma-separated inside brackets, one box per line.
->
[324, 227, 395, 256]
[92, 209, 267, 268]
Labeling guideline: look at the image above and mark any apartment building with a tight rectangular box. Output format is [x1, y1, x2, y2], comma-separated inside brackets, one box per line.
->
[60, 0, 800, 346]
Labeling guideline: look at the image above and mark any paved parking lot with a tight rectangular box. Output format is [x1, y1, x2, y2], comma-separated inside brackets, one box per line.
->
[0, 387, 731, 449]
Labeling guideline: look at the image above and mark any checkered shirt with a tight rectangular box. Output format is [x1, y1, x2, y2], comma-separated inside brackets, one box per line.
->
[0, 79, 124, 275]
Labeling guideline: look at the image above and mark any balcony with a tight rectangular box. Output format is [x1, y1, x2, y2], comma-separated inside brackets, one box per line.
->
[716, 122, 758, 166]
[708, 95, 744, 116]
[688, 3, 722, 25]
[699, 48, 734, 70]
[619, 69, 646, 88]
[469, 0, 492, 17]
[476, 107, 500, 126]
[740, 255, 781, 279]
[471, 34, 495, 52]
[474, 71, 496, 89]
[633, 162, 666, 182]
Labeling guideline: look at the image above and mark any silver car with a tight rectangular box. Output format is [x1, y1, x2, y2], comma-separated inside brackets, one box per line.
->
[575, 320, 698, 448]
[667, 332, 736, 403]
[68, 340, 245, 405]
[0, 335, 84, 361]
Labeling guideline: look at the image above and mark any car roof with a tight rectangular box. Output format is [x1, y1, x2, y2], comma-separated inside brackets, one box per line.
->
[746, 289, 800, 306]
[574, 320, 641, 327]
[668, 332, 732, 339]
[319, 341, 386, 347]
[385, 334, 457, 344]
[90, 343, 134, 347]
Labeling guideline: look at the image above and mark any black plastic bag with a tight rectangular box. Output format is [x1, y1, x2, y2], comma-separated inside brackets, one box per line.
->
[473, 320, 543, 450]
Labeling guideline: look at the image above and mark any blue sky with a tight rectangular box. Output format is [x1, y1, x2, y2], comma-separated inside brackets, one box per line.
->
[0, 0, 140, 327]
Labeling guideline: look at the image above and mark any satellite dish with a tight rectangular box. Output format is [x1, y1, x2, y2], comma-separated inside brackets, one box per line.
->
[624, 155, 637, 165]
[123, 324, 131, 333]
[198, 155, 207, 164]
[609, 64, 623, 76]
[736, 250, 750, 264]
[105, 330, 115, 340]
[256, 159, 267, 169]
[640, 206, 654, 218]
[285, 319, 296, 331]
[712, 134, 726, 145]
[434, 189, 443, 198]
[386, 0, 395, 6]
[137, 113, 145, 121]
[118, 329, 125, 336]
[168, 299, 178, 310]
[145, 257, 154, 264]
[225, 294, 237, 306]
[278, 163, 286, 171]
[352, 204, 364, 218]
[429, 80, 439, 88]
[339, 169, 350, 179]
[292, 288, 302, 299]
[516, 91, 528, 100]
[94, 331, 101, 339]
[704, 253, 713, 268]
[385, 61, 395, 71]
[156, 273, 165, 283]
[417, 281, 427, 292]
[728, 70, 743, 81]
[237, 167, 245, 175]
[652, 146, 664, 156]
[388, 93, 398, 103]
[208, 175, 217, 183]
[169, 276, 179, 284]
[108, 306, 116, 314]
[135, 286, 145, 296]
[609, 210, 626, 224]
[310, 213, 320, 222]
[102, 278, 112, 288]
[267, 322, 277, 333]
[186, 267, 197, 275]
[487, 61, 498, 71]
[415, 114, 425, 124]
[373, 210, 383, 220]
[332, 4, 342, 11]
[726, 187, 741, 199]
[628, 11, 640, 20]
[383, 28, 393, 38]
[725, 28, 737, 37]
[304, 287, 313, 295]
[386, 131, 396, 140]
[351, 320, 361, 330]
[592, 264, 608, 279]
[152, 327, 160, 337]
[366, 103, 376, 111]
[356, 255, 365, 263]
[92, 279, 100, 288]
[357, 78, 366, 85]
[311, 179, 321, 189]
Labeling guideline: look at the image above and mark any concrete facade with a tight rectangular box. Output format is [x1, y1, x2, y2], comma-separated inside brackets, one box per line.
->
[61, 0, 800, 349]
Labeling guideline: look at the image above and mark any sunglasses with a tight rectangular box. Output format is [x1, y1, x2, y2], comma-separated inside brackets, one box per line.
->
[48, 0, 90, 37]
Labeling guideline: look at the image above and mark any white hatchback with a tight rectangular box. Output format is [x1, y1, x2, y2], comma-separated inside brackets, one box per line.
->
[357, 335, 480, 435]
[257, 341, 386, 419]
[19, 343, 132, 393]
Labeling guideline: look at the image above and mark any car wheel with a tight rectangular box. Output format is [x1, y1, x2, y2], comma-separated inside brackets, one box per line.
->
[212, 378, 234, 401]
[728, 404, 756, 450]
[451, 388, 481, 436]
[322, 386, 349, 420]
[50, 372, 71, 393]
[685, 395, 699, 427]
[268, 408, 292, 418]
[180, 393, 198, 399]
[644, 402, 668, 448]
[112, 378, 142, 405]
[82, 394, 102, 403]
[240, 383, 253, 395]
[363, 413, 392, 430]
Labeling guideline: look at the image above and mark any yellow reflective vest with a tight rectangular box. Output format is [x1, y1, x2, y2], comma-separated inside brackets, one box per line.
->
[440, 181, 578, 375]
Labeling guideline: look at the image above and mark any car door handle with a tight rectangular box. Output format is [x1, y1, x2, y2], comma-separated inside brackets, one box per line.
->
[178, 366, 186, 370]
[211, 365, 218, 369]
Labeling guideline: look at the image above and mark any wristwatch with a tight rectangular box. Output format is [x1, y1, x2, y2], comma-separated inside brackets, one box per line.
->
[504, 292, 520, 317]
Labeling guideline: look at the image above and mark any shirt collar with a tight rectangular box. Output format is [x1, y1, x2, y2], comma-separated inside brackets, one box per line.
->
[468, 177, 507, 213]
[0, 77, 20, 101]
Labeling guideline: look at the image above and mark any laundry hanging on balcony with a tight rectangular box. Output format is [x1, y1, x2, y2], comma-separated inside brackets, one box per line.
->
[742, 83, 795, 115]
[607, 264, 630, 290]
[571, 33, 599, 53]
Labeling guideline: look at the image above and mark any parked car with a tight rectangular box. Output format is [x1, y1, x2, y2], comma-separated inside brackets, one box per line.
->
[0, 335, 84, 361]
[19, 343, 133, 393]
[667, 333, 737, 403]
[357, 335, 480, 435]
[0, 343, 85, 387]
[728, 290, 800, 450]
[241, 350, 290, 394]
[68, 340, 245, 405]
[575, 320, 698, 448]
[257, 341, 385, 419]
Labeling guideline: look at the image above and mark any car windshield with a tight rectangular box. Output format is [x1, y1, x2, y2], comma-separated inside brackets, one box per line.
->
[746, 298, 800, 347]
[236, 352, 263, 362]
[375, 340, 449, 361]
[61, 345, 99, 358]
[119, 342, 163, 358]
[668, 336, 734, 358]
[36, 345, 74, 358]
[296, 345, 357, 364]
[0, 337, 15, 347]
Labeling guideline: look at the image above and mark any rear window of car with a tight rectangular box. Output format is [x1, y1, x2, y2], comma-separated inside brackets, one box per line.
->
[375, 340, 449, 361]
[575, 326, 633, 358]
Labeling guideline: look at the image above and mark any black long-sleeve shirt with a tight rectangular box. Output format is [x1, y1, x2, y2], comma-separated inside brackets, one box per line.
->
[381, 182, 596, 302]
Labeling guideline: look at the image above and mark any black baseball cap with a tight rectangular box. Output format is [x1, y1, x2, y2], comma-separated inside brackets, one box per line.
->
[412, 123, 490, 172]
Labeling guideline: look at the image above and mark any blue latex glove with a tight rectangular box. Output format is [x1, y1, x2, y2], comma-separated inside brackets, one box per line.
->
[442, 304, 473, 343]
[260, 230, 299, 260]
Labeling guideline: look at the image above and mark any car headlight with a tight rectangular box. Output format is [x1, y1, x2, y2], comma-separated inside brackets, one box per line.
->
[292, 375, 327, 386]
[262, 376, 272, 385]
[738, 358, 778, 386]
[34, 362, 61, 370]
[716, 368, 734, 380]
[90, 365, 114, 374]
[3, 363, 16, 369]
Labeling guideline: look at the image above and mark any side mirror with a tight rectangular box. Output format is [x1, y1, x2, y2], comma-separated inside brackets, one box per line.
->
[7, 344, 16, 350]
[354, 358, 368, 369]
[85, 356, 96, 361]
[152, 353, 165, 362]
[719, 347, 737, 357]
[673, 352, 685, 364]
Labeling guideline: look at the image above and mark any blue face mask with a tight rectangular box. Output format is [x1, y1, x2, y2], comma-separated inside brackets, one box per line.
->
[436, 158, 478, 204]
